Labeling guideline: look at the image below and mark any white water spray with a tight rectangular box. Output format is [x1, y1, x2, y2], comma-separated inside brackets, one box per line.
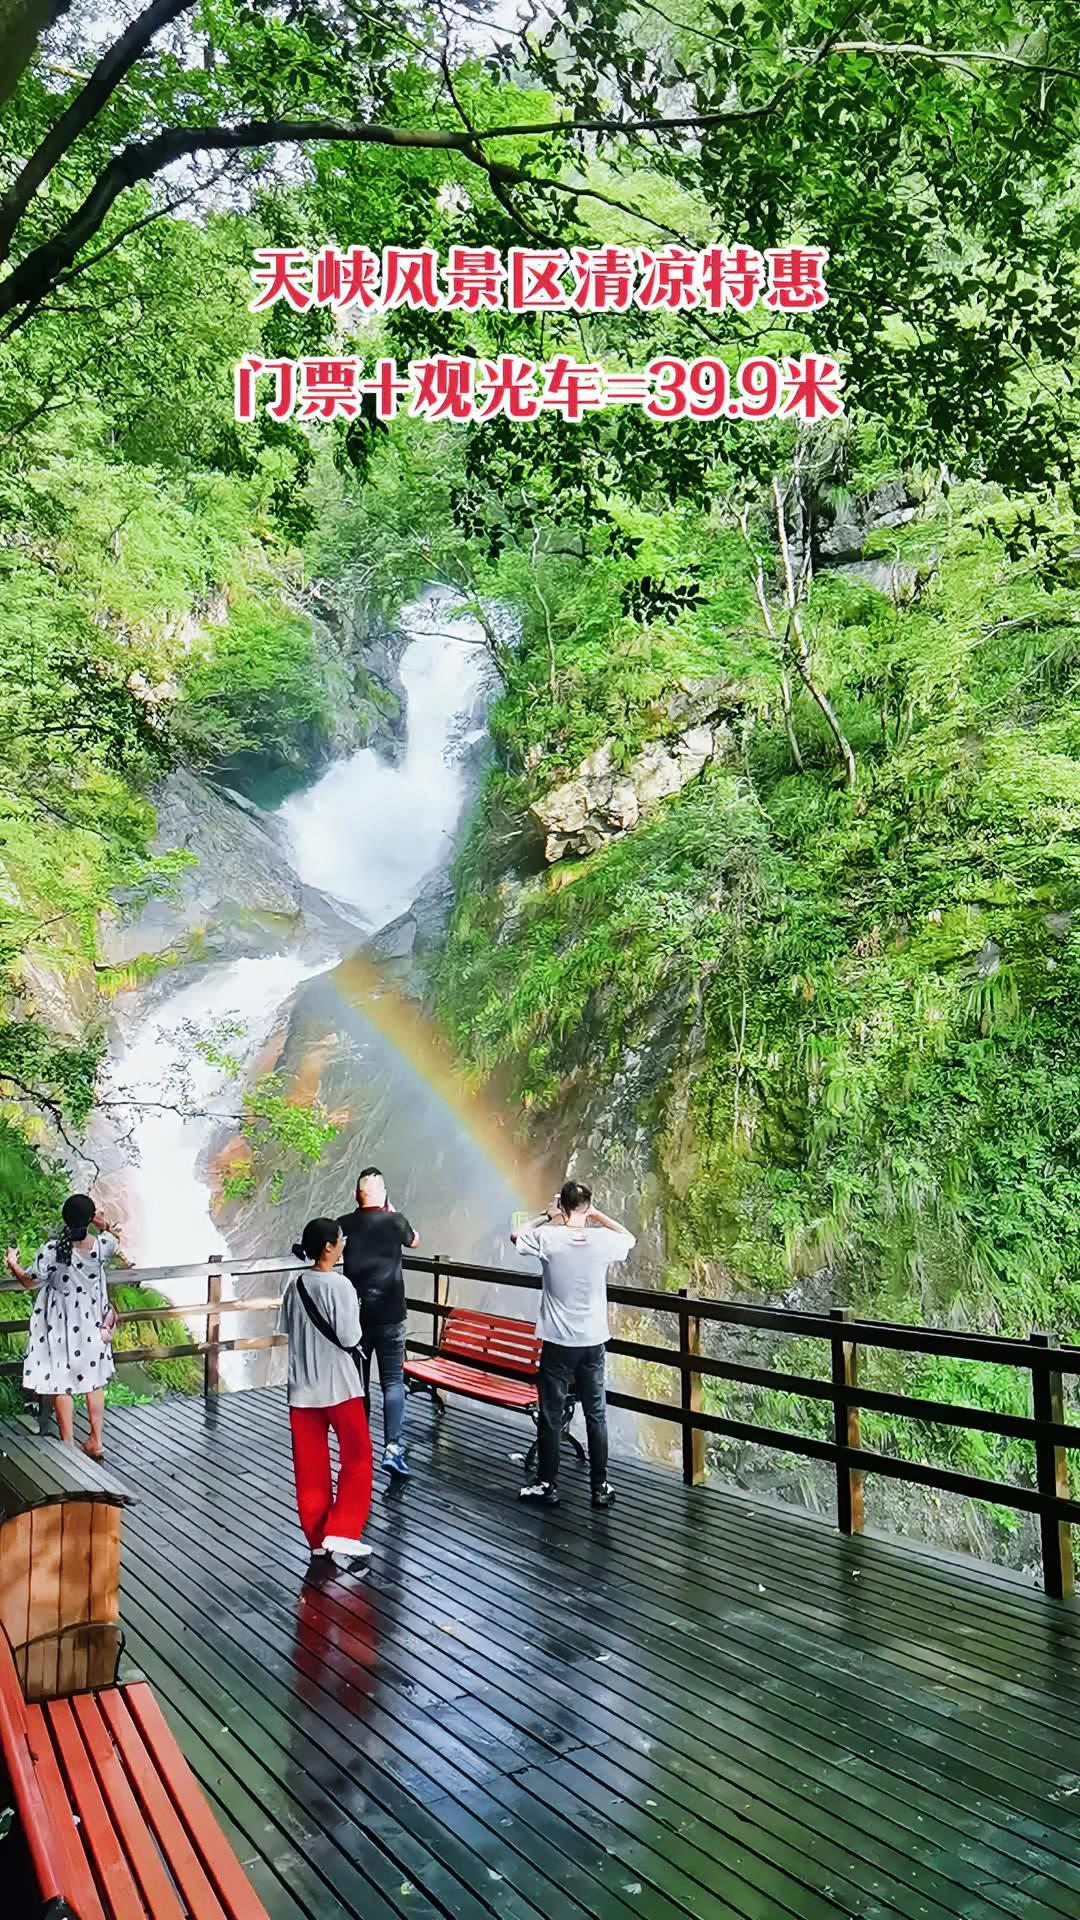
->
[107, 955, 322, 1272]
[279, 586, 491, 922]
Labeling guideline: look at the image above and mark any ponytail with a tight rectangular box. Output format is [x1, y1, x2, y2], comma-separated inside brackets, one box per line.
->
[294, 1218, 341, 1264]
[57, 1193, 96, 1265]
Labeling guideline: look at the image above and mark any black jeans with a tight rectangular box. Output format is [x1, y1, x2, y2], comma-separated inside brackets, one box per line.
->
[361, 1319, 406, 1448]
[537, 1342, 608, 1489]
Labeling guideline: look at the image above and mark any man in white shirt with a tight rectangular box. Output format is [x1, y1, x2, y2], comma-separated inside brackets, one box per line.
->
[511, 1179, 635, 1510]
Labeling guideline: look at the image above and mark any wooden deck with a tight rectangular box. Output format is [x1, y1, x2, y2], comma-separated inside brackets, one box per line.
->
[62, 1388, 1080, 1920]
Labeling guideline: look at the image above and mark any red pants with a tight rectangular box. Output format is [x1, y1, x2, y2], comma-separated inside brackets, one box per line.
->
[288, 1399, 372, 1551]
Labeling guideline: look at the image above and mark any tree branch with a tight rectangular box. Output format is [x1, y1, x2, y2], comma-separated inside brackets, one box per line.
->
[796, 39, 1080, 84]
[737, 503, 803, 774]
[0, 0, 198, 265]
[0, 1074, 97, 1169]
[0, 53, 811, 329]
[0, 11, 1055, 332]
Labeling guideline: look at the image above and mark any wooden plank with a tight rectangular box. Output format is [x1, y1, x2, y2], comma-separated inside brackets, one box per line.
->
[72, 1693, 186, 1920]
[830, 1306, 864, 1534]
[27, 1503, 62, 1639]
[98, 1687, 231, 1920]
[24, 1502, 62, 1699]
[89, 1500, 122, 1626]
[205, 1255, 223, 1396]
[46, 1696, 151, 1916]
[21, 1703, 108, 1920]
[55, 1625, 80, 1699]
[0, 1432, 135, 1503]
[59, 1499, 94, 1632]
[1031, 1332, 1076, 1600]
[125, 1685, 270, 1920]
[84, 1390, 1080, 1920]
[678, 1292, 706, 1488]
[0, 1510, 32, 1651]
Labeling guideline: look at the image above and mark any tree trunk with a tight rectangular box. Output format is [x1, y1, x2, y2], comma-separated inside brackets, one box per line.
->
[0, 0, 72, 108]
[772, 476, 856, 790]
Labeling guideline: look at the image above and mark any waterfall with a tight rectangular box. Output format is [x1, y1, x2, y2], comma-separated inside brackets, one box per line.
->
[278, 587, 491, 923]
[105, 955, 324, 1273]
[101, 586, 496, 1288]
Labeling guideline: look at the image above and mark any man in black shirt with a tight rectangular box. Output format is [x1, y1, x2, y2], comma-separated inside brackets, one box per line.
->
[338, 1167, 418, 1477]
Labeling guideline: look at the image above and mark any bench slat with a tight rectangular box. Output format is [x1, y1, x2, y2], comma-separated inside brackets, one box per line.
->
[72, 1692, 186, 1920]
[26, 1507, 62, 1699]
[46, 1696, 152, 1918]
[437, 1308, 541, 1376]
[438, 1309, 539, 1336]
[0, 1627, 79, 1916]
[125, 1683, 268, 1920]
[0, 1509, 32, 1651]
[404, 1358, 538, 1408]
[22, 1702, 108, 1920]
[99, 1687, 230, 1920]
[438, 1313, 538, 1374]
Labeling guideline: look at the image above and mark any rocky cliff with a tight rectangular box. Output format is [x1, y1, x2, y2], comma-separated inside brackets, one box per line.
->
[304, 588, 409, 766]
[531, 677, 744, 861]
[100, 770, 305, 967]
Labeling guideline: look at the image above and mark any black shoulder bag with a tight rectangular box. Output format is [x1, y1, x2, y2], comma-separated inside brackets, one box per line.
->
[296, 1277, 364, 1380]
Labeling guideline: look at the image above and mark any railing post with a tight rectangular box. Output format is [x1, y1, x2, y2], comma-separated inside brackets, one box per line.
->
[830, 1307, 864, 1535]
[1030, 1331, 1075, 1600]
[205, 1254, 222, 1397]
[678, 1288, 707, 1487]
[431, 1255, 446, 1352]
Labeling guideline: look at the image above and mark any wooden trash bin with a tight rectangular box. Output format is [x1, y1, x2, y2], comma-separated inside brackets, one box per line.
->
[0, 1432, 136, 1702]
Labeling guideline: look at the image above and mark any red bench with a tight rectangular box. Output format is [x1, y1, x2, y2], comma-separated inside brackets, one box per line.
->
[0, 1623, 268, 1920]
[404, 1307, 585, 1470]
[404, 1308, 542, 1410]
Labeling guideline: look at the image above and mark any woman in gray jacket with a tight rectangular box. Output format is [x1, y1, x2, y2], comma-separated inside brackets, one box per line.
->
[279, 1217, 373, 1569]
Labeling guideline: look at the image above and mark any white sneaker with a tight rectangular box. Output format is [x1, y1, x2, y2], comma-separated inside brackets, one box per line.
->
[518, 1480, 560, 1507]
[321, 1535, 372, 1558]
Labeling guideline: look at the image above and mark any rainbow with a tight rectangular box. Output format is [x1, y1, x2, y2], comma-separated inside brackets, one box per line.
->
[321, 948, 561, 1210]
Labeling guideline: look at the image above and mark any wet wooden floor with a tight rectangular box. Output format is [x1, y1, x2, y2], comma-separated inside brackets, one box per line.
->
[89, 1389, 1080, 1919]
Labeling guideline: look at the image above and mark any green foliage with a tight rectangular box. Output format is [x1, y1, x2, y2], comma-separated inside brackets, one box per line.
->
[438, 769, 767, 1106]
[194, 1023, 339, 1197]
[0, 1121, 67, 1250]
[176, 595, 329, 769]
[440, 483, 1080, 1389]
[109, 1284, 203, 1396]
[476, 510, 763, 782]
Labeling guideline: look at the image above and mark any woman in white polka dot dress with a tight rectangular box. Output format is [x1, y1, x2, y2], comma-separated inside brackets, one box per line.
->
[5, 1193, 124, 1460]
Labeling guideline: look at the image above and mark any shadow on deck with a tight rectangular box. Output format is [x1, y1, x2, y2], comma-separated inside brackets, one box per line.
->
[87, 1388, 1080, 1920]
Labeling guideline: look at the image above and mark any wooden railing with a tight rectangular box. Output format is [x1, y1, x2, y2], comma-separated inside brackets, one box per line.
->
[1, 1250, 1077, 1598]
